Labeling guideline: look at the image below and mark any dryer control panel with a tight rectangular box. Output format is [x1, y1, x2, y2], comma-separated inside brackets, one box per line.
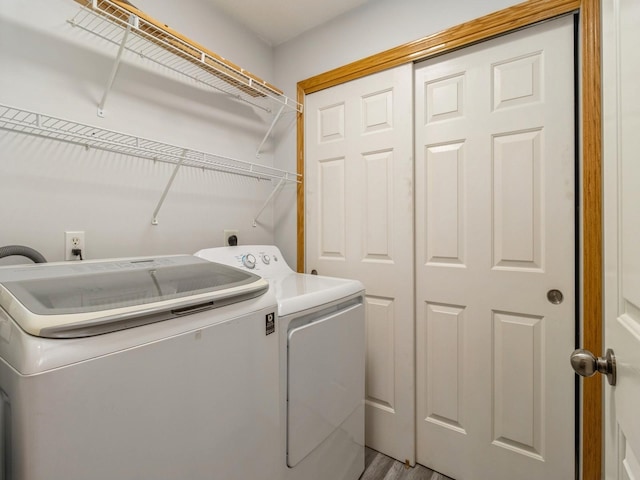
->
[195, 245, 294, 279]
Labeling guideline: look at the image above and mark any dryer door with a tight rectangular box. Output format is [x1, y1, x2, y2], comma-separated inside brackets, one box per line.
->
[287, 299, 365, 467]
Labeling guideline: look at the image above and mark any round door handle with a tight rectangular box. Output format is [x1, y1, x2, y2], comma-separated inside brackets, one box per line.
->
[570, 348, 616, 386]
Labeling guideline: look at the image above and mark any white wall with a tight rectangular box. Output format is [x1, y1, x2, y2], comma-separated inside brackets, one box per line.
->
[0, 0, 528, 267]
[272, 0, 523, 268]
[0, 0, 279, 264]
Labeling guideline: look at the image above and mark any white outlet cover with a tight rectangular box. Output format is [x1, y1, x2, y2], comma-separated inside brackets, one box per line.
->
[64, 231, 85, 261]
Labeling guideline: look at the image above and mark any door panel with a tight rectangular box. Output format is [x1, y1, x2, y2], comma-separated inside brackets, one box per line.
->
[415, 16, 575, 480]
[492, 130, 542, 269]
[425, 143, 465, 265]
[318, 157, 346, 258]
[424, 302, 465, 432]
[365, 296, 396, 409]
[492, 311, 543, 458]
[603, 0, 640, 477]
[305, 64, 414, 464]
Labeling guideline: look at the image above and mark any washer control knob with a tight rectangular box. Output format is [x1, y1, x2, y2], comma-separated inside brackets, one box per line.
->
[262, 254, 271, 265]
[242, 254, 256, 269]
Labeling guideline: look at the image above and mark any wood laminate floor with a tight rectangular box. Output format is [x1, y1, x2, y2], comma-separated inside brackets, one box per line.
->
[360, 448, 454, 480]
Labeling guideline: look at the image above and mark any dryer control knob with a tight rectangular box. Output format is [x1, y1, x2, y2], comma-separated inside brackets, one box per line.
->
[262, 254, 271, 265]
[242, 254, 256, 269]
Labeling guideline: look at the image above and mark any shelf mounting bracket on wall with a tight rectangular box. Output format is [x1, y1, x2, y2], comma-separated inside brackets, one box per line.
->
[152, 149, 188, 225]
[256, 105, 285, 158]
[252, 176, 286, 227]
[97, 14, 136, 117]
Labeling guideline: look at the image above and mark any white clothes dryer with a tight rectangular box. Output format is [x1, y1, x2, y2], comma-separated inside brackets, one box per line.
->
[0, 255, 280, 480]
[195, 245, 365, 480]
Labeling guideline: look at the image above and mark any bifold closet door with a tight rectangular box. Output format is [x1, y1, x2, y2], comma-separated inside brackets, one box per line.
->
[414, 16, 576, 480]
[305, 64, 415, 464]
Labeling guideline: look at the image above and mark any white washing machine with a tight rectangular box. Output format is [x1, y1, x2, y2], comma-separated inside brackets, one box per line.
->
[195, 245, 366, 480]
[0, 255, 280, 480]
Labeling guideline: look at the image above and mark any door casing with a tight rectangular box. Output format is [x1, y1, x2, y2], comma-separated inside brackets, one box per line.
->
[295, 1, 602, 479]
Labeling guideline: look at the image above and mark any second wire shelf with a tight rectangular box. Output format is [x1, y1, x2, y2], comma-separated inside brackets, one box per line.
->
[0, 104, 301, 225]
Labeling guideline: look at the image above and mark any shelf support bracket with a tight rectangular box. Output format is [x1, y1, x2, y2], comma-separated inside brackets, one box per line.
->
[97, 16, 136, 117]
[152, 149, 188, 225]
[256, 105, 285, 158]
[252, 176, 286, 227]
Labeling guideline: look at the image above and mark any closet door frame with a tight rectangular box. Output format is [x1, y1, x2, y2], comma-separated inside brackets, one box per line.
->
[296, 1, 602, 479]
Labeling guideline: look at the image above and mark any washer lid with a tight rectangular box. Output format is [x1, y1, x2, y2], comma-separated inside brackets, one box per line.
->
[0, 256, 268, 338]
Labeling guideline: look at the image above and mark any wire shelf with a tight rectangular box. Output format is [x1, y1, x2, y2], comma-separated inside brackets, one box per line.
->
[67, 0, 302, 114]
[0, 104, 301, 183]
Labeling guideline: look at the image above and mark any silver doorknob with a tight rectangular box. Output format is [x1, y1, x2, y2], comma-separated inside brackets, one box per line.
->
[570, 348, 616, 386]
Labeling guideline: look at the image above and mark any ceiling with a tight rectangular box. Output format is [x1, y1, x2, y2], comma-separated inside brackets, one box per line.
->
[204, 0, 374, 46]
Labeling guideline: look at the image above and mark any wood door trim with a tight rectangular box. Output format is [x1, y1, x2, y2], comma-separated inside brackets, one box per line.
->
[296, 1, 602, 478]
[580, 1, 602, 479]
[298, 0, 580, 95]
[296, 84, 305, 272]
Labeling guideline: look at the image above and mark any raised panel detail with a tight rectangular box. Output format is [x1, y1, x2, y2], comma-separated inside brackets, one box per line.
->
[425, 73, 464, 123]
[424, 302, 466, 433]
[362, 89, 393, 134]
[364, 150, 393, 261]
[493, 130, 542, 270]
[365, 296, 395, 411]
[621, 300, 640, 339]
[318, 103, 345, 143]
[425, 142, 465, 266]
[492, 311, 544, 459]
[620, 429, 640, 480]
[318, 158, 345, 259]
[492, 53, 542, 110]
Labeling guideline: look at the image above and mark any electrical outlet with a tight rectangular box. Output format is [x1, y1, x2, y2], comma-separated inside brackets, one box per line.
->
[224, 229, 239, 246]
[65, 231, 85, 261]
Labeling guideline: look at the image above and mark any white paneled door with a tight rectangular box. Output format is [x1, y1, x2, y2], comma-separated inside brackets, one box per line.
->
[603, 0, 640, 478]
[414, 16, 576, 480]
[305, 64, 415, 464]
